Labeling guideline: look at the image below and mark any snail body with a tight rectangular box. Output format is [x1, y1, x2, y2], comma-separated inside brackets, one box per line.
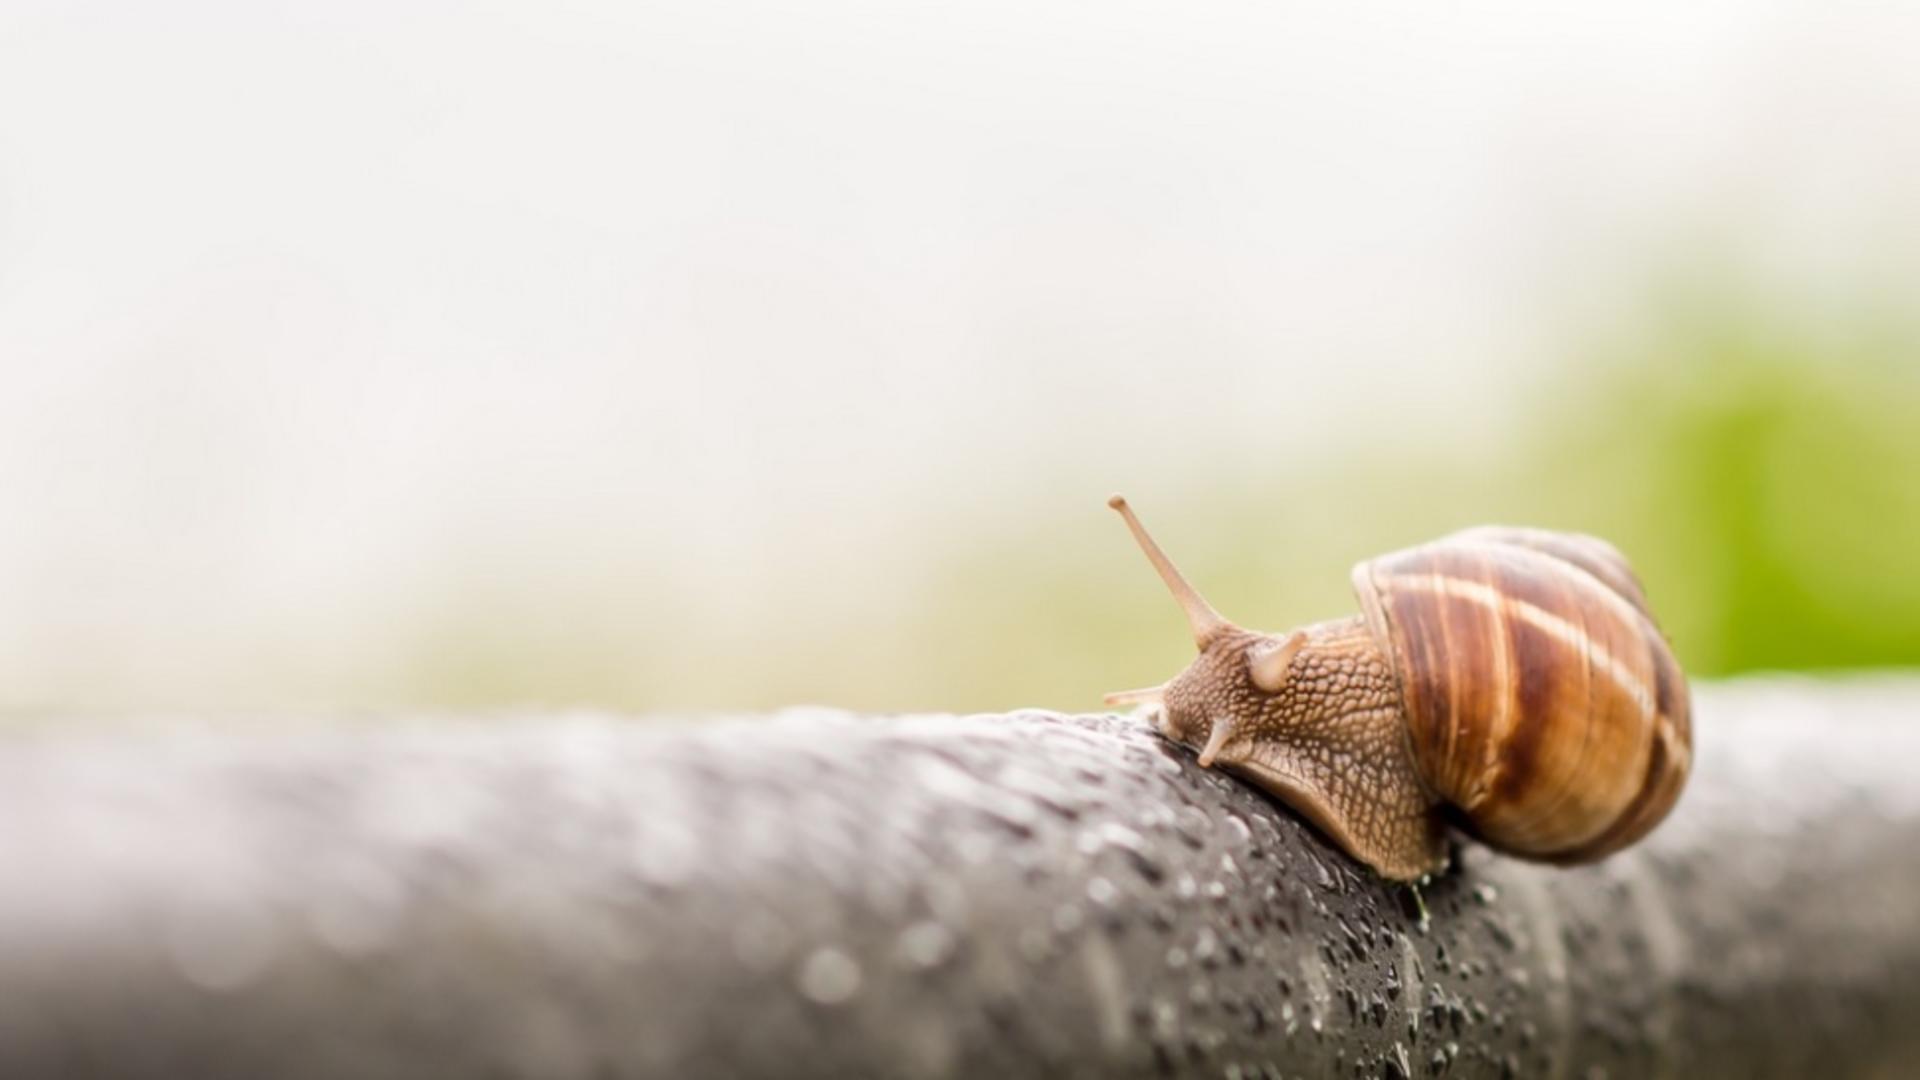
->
[1103, 497, 1692, 881]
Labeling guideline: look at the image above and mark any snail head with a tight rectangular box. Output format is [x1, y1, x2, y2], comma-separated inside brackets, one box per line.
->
[1101, 495, 1309, 768]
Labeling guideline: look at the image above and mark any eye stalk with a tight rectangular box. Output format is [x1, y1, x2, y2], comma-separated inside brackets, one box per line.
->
[1246, 630, 1307, 692]
[1102, 685, 1167, 706]
[1105, 495, 1235, 649]
[1103, 494, 1258, 709]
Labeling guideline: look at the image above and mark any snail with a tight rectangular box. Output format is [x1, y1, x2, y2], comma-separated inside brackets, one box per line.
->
[1102, 496, 1691, 881]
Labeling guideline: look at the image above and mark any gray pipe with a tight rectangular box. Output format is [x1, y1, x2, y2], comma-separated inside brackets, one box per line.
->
[1, 678, 1916, 1078]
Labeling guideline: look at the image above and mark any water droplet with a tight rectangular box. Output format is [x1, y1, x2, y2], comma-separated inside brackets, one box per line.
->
[1485, 916, 1519, 952]
[1150, 998, 1180, 1039]
[1053, 903, 1086, 935]
[1473, 883, 1499, 906]
[1135, 800, 1177, 830]
[1310, 857, 1337, 890]
[896, 921, 957, 971]
[912, 758, 1037, 837]
[1175, 873, 1199, 900]
[1223, 813, 1252, 845]
[1078, 823, 1136, 855]
[1193, 926, 1220, 966]
[1078, 822, 1165, 884]
[1086, 876, 1119, 908]
[796, 947, 862, 1005]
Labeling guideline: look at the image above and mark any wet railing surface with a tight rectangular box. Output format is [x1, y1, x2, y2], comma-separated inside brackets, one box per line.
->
[2, 678, 1917, 1078]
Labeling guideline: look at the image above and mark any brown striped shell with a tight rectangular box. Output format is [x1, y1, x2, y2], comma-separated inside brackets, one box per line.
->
[1351, 527, 1692, 862]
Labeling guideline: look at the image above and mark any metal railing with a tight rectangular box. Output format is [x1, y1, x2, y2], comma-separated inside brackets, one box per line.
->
[2, 678, 1917, 1077]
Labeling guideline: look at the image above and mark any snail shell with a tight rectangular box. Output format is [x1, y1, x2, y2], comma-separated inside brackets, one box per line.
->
[1353, 527, 1692, 863]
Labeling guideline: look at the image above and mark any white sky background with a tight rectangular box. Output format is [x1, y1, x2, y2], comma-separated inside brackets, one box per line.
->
[2, 1, 1918, 711]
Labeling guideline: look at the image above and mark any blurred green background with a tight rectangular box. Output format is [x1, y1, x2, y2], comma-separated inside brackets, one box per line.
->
[910, 291, 1920, 713]
[2, 4, 1917, 720]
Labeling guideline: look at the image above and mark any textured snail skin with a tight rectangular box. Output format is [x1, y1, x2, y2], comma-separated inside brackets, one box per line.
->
[1112, 501, 1693, 882]
[1158, 619, 1449, 881]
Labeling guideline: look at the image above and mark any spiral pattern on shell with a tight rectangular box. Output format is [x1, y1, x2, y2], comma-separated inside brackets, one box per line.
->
[1352, 527, 1692, 862]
